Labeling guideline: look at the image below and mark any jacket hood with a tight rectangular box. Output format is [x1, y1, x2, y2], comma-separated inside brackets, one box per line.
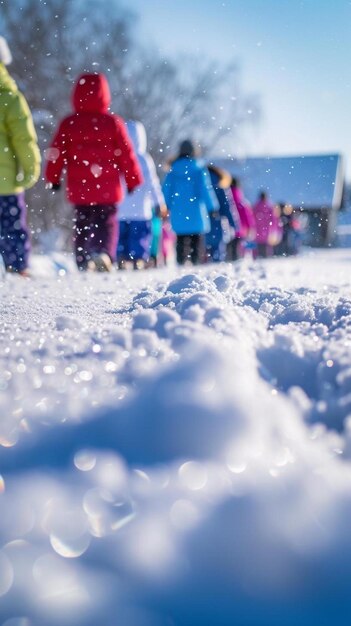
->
[0, 63, 17, 92]
[0, 37, 12, 66]
[126, 120, 147, 154]
[72, 73, 110, 113]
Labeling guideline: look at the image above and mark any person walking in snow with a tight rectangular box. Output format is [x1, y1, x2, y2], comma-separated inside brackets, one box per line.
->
[0, 36, 41, 275]
[150, 207, 176, 267]
[162, 140, 218, 266]
[228, 177, 256, 260]
[117, 120, 166, 270]
[274, 202, 301, 257]
[253, 190, 281, 258]
[45, 73, 142, 272]
[205, 164, 239, 262]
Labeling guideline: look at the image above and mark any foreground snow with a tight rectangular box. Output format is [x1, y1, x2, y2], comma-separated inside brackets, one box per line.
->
[1, 249, 351, 625]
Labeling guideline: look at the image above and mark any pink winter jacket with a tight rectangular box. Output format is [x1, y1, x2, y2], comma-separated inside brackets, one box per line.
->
[253, 199, 281, 245]
[231, 186, 256, 239]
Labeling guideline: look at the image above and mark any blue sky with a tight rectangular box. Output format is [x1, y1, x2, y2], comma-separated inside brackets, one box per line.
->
[122, 0, 351, 178]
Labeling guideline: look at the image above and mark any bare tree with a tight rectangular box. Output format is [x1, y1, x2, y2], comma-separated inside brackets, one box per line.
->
[0, 0, 260, 248]
[0, 0, 134, 246]
[109, 46, 260, 166]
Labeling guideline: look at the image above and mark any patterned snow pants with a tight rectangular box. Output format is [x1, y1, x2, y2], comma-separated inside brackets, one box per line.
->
[0, 193, 30, 272]
[74, 204, 118, 270]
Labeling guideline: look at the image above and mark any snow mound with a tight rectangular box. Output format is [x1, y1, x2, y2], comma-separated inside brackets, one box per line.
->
[2, 250, 351, 624]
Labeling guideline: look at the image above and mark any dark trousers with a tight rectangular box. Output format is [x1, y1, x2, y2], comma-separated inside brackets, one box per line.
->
[256, 243, 272, 258]
[74, 204, 118, 270]
[226, 237, 241, 261]
[205, 214, 225, 262]
[0, 193, 30, 272]
[176, 234, 202, 265]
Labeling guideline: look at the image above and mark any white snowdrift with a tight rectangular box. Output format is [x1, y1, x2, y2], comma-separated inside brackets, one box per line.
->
[1, 249, 351, 625]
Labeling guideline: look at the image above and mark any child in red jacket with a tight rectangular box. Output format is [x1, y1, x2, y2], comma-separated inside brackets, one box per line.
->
[45, 73, 142, 271]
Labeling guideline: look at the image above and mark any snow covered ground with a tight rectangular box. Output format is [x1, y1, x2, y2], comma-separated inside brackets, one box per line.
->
[1, 247, 351, 625]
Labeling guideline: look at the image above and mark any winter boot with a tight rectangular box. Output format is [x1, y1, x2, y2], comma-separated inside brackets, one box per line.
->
[118, 259, 127, 270]
[133, 259, 145, 270]
[88, 253, 113, 272]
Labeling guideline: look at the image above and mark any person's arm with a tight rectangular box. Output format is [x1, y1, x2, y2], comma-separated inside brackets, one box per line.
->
[144, 154, 165, 207]
[201, 168, 219, 212]
[161, 172, 173, 209]
[225, 190, 240, 230]
[45, 119, 68, 187]
[113, 116, 143, 192]
[7, 92, 41, 189]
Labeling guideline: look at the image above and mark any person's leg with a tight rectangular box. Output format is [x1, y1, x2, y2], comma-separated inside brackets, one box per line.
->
[90, 205, 118, 262]
[226, 237, 241, 261]
[256, 243, 268, 258]
[73, 205, 92, 270]
[0, 194, 30, 272]
[117, 220, 130, 265]
[205, 245, 213, 263]
[210, 242, 221, 262]
[226, 239, 233, 261]
[176, 235, 186, 265]
[190, 234, 201, 265]
[226, 239, 234, 261]
[150, 216, 162, 266]
[206, 215, 222, 262]
[129, 220, 152, 267]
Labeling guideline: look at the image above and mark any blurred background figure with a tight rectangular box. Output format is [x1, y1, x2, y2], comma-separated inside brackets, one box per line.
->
[228, 177, 256, 260]
[205, 164, 239, 263]
[150, 206, 175, 268]
[162, 139, 218, 266]
[252, 190, 282, 258]
[274, 202, 303, 256]
[0, 36, 41, 276]
[117, 120, 165, 270]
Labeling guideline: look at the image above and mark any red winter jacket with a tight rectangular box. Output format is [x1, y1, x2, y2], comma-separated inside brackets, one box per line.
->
[45, 73, 143, 205]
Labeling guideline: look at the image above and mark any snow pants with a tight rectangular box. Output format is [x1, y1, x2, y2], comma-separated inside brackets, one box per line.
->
[0, 193, 30, 272]
[256, 243, 273, 259]
[226, 237, 243, 261]
[117, 220, 152, 262]
[205, 213, 225, 262]
[176, 234, 202, 265]
[74, 204, 118, 270]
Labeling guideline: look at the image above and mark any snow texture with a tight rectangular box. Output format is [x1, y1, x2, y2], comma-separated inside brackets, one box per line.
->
[1, 248, 351, 625]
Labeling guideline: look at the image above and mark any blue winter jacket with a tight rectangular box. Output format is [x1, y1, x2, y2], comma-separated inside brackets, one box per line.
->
[208, 168, 238, 228]
[162, 157, 218, 235]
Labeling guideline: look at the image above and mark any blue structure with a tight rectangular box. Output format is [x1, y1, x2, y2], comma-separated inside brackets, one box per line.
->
[212, 153, 345, 245]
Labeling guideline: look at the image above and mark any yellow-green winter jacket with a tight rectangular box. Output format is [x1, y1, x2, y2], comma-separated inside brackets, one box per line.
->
[0, 63, 41, 194]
